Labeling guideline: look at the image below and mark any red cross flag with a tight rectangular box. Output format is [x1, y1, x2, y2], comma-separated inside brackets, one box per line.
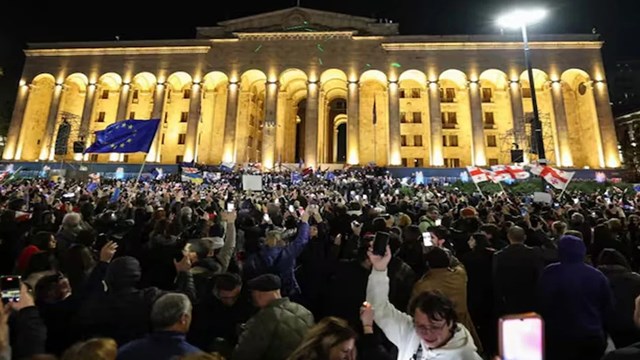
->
[466, 166, 492, 184]
[529, 164, 575, 190]
[489, 165, 512, 182]
[506, 165, 531, 180]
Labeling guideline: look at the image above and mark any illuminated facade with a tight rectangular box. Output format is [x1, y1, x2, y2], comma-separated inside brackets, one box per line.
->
[2, 7, 620, 169]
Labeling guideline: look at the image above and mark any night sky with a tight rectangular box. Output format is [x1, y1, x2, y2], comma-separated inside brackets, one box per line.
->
[0, 0, 638, 111]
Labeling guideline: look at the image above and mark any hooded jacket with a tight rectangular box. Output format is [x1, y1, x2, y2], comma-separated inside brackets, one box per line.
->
[366, 269, 482, 360]
[538, 235, 614, 341]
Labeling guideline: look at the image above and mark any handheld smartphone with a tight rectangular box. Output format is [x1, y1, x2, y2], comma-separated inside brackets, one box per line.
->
[372, 232, 390, 256]
[435, 219, 442, 226]
[263, 213, 271, 222]
[226, 203, 235, 212]
[289, 205, 295, 213]
[1, 275, 21, 304]
[499, 313, 544, 360]
[422, 232, 433, 247]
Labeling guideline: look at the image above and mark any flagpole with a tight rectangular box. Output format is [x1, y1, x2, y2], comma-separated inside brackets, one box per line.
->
[558, 172, 574, 200]
[136, 155, 147, 182]
[473, 181, 484, 197]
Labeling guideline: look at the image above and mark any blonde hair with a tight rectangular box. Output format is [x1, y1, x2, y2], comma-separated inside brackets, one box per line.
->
[61, 338, 117, 360]
[288, 317, 357, 360]
[265, 230, 284, 247]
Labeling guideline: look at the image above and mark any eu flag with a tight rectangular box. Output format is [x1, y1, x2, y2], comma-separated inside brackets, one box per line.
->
[85, 119, 160, 154]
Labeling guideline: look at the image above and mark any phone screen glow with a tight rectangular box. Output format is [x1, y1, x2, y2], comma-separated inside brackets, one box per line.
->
[501, 317, 544, 360]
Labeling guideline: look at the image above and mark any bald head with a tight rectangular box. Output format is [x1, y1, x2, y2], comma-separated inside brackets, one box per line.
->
[507, 226, 526, 244]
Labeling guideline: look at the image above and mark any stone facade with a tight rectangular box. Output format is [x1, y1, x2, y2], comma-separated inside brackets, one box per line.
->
[2, 7, 621, 169]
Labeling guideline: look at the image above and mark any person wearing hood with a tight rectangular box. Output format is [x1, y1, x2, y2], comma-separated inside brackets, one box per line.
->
[75, 241, 196, 346]
[538, 235, 613, 360]
[366, 246, 482, 360]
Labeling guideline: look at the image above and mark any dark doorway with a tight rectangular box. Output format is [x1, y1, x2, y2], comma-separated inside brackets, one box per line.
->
[295, 100, 307, 163]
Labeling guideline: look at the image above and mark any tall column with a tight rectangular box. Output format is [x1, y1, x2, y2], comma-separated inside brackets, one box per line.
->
[275, 92, 288, 165]
[468, 82, 486, 166]
[387, 81, 401, 166]
[3, 84, 31, 160]
[551, 82, 573, 167]
[347, 81, 360, 165]
[593, 81, 621, 168]
[222, 83, 240, 163]
[39, 84, 63, 161]
[113, 83, 130, 162]
[183, 83, 202, 163]
[79, 84, 97, 148]
[146, 83, 166, 162]
[116, 83, 130, 122]
[428, 82, 443, 166]
[261, 82, 279, 170]
[305, 81, 319, 168]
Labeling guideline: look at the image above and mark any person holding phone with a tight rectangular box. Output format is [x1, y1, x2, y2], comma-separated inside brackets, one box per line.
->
[366, 246, 482, 360]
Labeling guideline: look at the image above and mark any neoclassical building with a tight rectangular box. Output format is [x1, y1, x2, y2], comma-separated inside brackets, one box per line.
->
[2, 7, 621, 169]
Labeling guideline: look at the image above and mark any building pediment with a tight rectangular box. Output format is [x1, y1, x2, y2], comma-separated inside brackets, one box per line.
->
[196, 7, 399, 38]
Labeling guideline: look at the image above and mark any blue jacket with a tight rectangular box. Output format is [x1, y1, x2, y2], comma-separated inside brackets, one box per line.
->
[244, 222, 310, 297]
[538, 235, 614, 340]
[117, 331, 201, 360]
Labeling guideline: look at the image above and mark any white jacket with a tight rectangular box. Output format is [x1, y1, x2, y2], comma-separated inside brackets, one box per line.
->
[366, 269, 482, 360]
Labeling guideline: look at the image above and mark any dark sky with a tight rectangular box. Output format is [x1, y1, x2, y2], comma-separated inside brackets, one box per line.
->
[0, 0, 638, 104]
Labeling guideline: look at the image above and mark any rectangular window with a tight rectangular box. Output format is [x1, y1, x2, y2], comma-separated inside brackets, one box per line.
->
[101, 90, 109, 99]
[89, 154, 98, 162]
[482, 88, 493, 103]
[441, 88, 456, 103]
[132, 90, 139, 103]
[413, 112, 422, 123]
[414, 135, 423, 147]
[183, 89, 191, 99]
[129, 112, 135, 120]
[484, 112, 495, 125]
[444, 158, 461, 168]
[180, 112, 189, 123]
[249, 115, 255, 126]
[449, 135, 459, 147]
[400, 112, 408, 123]
[442, 135, 448, 147]
[163, 112, 168, 123]
[487, 135, 497, 147]
[176, 155, 184, 164]
[123, 155, 129, 163]
[401, 158, 408, 167]
[415, 158, 424, 167]
[401, 135, 407, 146]
[97, 111, 106, 122]
[178, 134, 186, 145]
[248, 135, 254, 148]
[161, 134, 165, 145]
[399, 89, 406, 98]
[442, 112, 458, 128]
[412, 88, 421, 98]
[522, 87, 532, 98]
[489, 158, 499, 166]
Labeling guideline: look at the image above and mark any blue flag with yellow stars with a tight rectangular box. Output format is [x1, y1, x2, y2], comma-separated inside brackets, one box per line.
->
[85, 119, 160, 153]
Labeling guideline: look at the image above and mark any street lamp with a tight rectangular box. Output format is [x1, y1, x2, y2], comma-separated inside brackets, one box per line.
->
[497, 8, 548, 163]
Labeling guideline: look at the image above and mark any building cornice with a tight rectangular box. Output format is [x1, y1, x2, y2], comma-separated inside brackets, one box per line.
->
[234, 31, 355, 41]
[25, 46, 211, 57]
[381, 41, 602, 51]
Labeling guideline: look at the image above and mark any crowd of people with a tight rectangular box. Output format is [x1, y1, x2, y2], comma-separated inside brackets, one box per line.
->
[0, 167, 640, 360]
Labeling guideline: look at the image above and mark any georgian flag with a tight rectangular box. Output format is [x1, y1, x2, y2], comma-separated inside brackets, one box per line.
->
[506, 165, 531, 180]
[530, 165, 575, 189]
[466, 166, 492, 183]
[490, 165, 513, 182]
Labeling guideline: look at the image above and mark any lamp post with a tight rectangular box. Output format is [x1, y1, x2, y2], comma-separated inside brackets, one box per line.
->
[497, 8, 548, 163]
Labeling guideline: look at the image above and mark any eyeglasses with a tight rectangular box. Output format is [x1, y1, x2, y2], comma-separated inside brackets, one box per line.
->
[414, 321, 448, 334]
